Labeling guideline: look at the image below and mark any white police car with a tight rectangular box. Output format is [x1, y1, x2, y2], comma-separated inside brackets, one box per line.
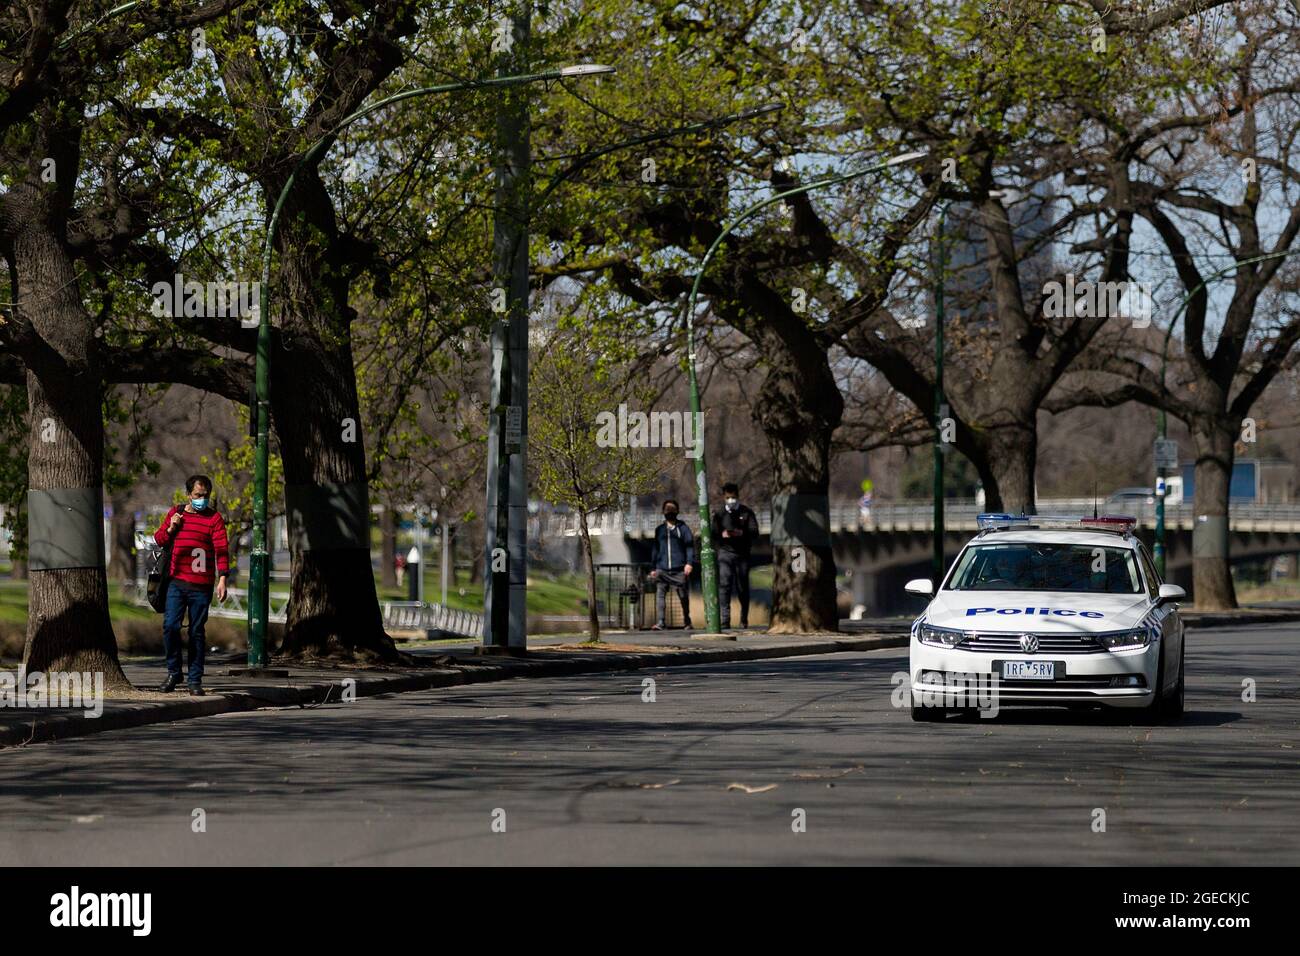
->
[907, 514, 1186, 721]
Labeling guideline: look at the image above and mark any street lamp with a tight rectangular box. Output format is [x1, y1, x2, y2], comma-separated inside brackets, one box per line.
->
[1152, 247, 1300, 577]
[245, 64, 614, 669]
[685, 150, 927, 633]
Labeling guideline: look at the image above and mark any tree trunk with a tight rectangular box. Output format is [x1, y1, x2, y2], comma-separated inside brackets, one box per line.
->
[271, 335, 401, 663]
[579, 512, 600, 642]
[754, 359, 842, 633]
[380, 503, 397, 589]
[979, 423, 1038, 514]
[12, 203, 129, 688]
[109, 499, 136, 590]
[267, 171, 400, 664]
[1189, 418, 1238, 610]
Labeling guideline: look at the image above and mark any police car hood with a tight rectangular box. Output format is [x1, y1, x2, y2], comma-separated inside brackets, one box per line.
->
[924, 590, 1151, 633]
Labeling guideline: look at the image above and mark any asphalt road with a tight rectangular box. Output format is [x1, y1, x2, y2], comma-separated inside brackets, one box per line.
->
[0, 623, 1296, 865]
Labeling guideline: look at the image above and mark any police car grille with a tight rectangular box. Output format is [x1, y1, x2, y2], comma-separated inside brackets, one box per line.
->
[958, 633, 1104, 654]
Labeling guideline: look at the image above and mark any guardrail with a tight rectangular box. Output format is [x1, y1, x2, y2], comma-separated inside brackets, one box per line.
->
[380, 601, 482, 638]
[126, 582, 483, 638]
[536, 500, 1300, 538]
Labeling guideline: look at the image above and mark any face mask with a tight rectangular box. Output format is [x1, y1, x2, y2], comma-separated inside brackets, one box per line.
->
[663, 509, 678, 521]
[725, 497, 738, 509]
[191, 497, 208, 510]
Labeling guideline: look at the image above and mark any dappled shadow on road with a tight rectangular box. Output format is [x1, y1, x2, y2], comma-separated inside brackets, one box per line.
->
[0, 647, 1296, 865]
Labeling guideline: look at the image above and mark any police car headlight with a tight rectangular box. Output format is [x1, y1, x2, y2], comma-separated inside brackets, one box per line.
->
[919, 625, 965, 647]
[1097, 628, 1150, 649]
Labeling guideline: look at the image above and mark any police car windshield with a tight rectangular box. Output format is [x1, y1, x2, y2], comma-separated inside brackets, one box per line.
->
[946, 543, 1141, 593]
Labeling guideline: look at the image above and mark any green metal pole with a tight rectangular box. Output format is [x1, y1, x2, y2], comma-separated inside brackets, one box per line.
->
[1152, 247, 1300, 581]
[932, 202, 948, 586]
[684, 150, 926, 633]
[247, 66, 610, 667]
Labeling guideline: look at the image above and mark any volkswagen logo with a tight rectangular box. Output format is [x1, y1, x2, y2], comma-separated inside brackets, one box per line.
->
[1019, 633, 1039, 653]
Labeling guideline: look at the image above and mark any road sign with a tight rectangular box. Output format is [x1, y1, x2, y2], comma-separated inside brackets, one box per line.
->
[1153, 439, 1179, 470]
[504, 405, 523, 453]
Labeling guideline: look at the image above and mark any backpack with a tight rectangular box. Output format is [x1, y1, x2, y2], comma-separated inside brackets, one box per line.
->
[144, 512, 181, 613]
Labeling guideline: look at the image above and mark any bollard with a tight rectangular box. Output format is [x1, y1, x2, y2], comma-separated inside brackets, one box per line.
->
[407, 546, 420, 602]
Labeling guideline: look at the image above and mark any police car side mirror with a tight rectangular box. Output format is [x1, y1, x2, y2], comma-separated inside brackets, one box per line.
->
[904, 578, 934, 596]
[1157, 583, 1186, 605]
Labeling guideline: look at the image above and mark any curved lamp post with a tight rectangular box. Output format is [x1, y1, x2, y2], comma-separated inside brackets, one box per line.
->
[1153, 247, 1300, 577]
[684, 150, 927, 633]
[246, 64, 614, 668]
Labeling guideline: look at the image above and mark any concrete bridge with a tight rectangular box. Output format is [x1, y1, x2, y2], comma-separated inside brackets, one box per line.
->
[540, 499, 1300, 614]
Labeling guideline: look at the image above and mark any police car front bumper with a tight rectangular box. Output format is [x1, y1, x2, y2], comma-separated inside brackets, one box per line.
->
[909, 633, 1159, 708]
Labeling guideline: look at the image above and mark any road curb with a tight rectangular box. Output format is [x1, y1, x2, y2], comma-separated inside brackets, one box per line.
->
[0, 634, 907, 750]
[1183, 610, 1300, 629]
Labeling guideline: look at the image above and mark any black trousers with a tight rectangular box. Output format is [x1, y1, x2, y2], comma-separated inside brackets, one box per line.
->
[654, 570, 691, 627]
[718, 551, 750, 627]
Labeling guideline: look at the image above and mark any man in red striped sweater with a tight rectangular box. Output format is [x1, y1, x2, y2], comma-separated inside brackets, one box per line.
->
[153, 474, 230, 695]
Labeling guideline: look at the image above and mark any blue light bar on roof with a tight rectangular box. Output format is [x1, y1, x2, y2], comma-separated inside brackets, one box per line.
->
[976, 513, 1032, 530]
[976, 513, 1138, 534]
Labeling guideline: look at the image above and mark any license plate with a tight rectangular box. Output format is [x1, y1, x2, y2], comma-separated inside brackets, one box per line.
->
[1002, 660, 1055, 680]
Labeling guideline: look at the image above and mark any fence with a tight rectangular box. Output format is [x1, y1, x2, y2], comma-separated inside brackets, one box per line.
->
[592, 563, 654, 629]
[588, 563, 695, 629]
[126, 577, 483, 639]
[541, 500, 1300, 538]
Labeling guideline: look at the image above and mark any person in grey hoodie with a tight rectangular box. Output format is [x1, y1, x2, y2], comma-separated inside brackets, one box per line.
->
[648, 499, 694, 629]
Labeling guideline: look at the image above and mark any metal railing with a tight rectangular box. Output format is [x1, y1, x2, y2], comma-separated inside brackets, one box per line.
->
[210, 586, 291, 623]
[126, 581, 483, 639]
[537, 499, 1300, 538]
[379, 601, 483, 638]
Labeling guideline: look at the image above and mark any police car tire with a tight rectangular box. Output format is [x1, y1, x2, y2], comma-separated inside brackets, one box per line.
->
[1142, 641, 1183, 723]
[1159, 642, 1185, 721]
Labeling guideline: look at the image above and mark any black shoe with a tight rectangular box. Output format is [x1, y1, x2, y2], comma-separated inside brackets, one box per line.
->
[157, 674, 183, 693]
[187, 683, 205, 697]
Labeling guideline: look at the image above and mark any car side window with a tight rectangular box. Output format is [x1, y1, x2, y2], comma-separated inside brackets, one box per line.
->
[1136, 545, 1160, 598]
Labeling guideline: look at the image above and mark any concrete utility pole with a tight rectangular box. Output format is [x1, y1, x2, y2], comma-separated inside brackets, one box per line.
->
[483, 2, 532, 654]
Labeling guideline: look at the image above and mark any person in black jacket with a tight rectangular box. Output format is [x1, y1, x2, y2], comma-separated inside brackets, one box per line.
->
[711, 482, 759, 629]
[649, 499, 694, 629]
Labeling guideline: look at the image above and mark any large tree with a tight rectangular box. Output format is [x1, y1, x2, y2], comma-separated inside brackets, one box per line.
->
[533, 0, 949, 630]
[119, 1, 500, 661]
[1048, 1, 1300, 608]
[0, 0, 246, 685]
